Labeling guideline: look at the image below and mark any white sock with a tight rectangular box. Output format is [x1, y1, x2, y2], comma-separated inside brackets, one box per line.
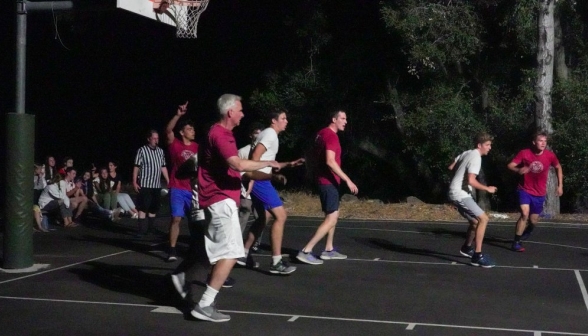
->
[272, 255, 282, 265]
[198, 285, 218, 308]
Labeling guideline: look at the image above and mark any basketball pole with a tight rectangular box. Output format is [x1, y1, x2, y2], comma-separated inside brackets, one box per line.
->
[3, 1, 72, 271]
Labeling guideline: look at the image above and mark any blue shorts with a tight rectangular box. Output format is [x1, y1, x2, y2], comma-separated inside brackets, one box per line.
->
[251, 180, 283, 211]
[319, 184, 340, 214]
[170, 188, 193, 218]
[518, 189, 545, 215]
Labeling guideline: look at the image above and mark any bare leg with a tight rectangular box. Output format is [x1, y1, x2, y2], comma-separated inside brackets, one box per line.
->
[474, 213, 490, 253]
[207, 259, 237, 291]
[169, 216, 182, 248]
[302, 211, 339, 252]
[268, 206, 287, 257]
[515, 204, 530, 235]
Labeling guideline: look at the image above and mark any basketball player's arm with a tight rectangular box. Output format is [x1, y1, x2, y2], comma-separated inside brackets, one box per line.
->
[448, 161, 456, 171]
[325, 150, 358, 194]
[468, 173, 496, 193]
[165, 101, 189, 145]
[227, 156, 280, 172]
[242, 171, 272, 181]
[555, 163, 563, 196]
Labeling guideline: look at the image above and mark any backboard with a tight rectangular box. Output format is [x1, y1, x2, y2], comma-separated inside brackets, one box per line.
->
[116, 0, 177, 27]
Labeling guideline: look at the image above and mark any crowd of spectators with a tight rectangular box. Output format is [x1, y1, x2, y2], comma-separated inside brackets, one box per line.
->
[32, 156, 139, 232]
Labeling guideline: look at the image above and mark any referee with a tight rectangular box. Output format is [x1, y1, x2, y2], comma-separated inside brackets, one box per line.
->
[132, 129, 170, 237]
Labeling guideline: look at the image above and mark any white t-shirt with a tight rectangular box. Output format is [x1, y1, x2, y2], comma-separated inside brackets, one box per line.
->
[38, 180, 70, 209]
[448, 149, 481, 201]
[253, 127, 279, 174]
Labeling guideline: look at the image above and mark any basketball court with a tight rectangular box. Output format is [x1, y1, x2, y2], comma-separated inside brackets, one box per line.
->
[1, 216, 587, 335]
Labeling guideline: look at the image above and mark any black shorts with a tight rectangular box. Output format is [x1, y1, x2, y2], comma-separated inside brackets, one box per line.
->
[319, 184, 340, 214]
[137, 188, 161, 214]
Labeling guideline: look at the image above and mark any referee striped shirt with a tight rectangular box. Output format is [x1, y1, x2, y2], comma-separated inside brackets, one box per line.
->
[134, 145, 166, 188]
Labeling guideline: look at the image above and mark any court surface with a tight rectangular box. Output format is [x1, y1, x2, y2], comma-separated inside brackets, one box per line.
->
[1, 216, 587, 335]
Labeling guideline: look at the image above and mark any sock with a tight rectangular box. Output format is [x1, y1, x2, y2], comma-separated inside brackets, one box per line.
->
[272, 255, 282, 265]
[514, 234, 522, 242]
[198, 285, 219, 308]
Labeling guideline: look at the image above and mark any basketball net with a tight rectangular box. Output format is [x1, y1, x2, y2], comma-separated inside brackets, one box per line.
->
[156, 0, 210, 38]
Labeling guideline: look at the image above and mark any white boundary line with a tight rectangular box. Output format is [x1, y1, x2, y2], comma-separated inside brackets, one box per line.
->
[0, 296, 586, 335]
[0, 242, 165, 285]
[575, 270, 588, 313]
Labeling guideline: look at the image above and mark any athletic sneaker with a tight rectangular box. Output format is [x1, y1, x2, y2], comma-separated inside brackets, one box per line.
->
[166, 248, 178, 262]
[171, 272, 187, 299]
[269, 259, 297, 275]
[191, 302, 230, 322]
[296, 251, 324, 265]
[459, 245, 475, 258]
[205, 275, 236, 288]
[236, 254, 260, 269]
[470, 254, 496, 268]
[511, 241, 525, 252]
[320, 249, 347, 260]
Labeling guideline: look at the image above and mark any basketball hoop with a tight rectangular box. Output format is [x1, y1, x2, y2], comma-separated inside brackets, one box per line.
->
[153, 0, 210, 38]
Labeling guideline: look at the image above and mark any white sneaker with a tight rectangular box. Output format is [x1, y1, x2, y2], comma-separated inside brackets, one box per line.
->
[171, 272, 186, 298]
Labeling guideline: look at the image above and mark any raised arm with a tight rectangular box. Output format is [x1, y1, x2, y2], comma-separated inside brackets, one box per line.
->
[166, 101, 189, 145]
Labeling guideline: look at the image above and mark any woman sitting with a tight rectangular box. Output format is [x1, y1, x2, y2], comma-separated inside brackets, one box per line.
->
[94, 167, 121, 221]
[38, 173, 76, 228]
[108, 160, 139, 218]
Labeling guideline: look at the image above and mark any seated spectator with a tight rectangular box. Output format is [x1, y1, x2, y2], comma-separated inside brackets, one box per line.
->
[38, 173, 75, 227]
[58, 156, 74, 176]
[108, 160, 139, 218]
[94, 167, 120, 220]
[76, 175, 119, 221]
[34, 163, 47, 205]
[64, 167, 87, 225]
[44, 156, 57, 183]
[32, 204, 48, 232]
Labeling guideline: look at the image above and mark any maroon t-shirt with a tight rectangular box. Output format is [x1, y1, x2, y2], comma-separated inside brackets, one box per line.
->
[315, 127, 341, 186]
[511, 148, 560, 196]
[168, 137, 199, 191]
[198, 124, 241, 207]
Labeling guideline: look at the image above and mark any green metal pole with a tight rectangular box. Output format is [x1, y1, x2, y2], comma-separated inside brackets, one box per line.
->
[3, 113, 35, 269]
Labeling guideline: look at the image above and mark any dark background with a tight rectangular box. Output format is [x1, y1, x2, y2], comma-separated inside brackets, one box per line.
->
[2, 1, 369, 181]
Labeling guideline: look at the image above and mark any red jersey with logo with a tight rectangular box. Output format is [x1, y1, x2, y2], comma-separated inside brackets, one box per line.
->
[168, 137, 199, 191]
[198, 124, 241, 207]
[315, 127, 341, 186]
[511, 148, 560, 196]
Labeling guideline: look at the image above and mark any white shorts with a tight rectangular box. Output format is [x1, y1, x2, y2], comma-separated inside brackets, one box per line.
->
[451, 197, 484, 222]
[204, 199, 245, 264]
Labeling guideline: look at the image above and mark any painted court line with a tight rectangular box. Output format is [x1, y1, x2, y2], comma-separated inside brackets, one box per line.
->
[1, 296, 586, 335]
[575, 270, 588, 313]
[0, 242, 164, 286]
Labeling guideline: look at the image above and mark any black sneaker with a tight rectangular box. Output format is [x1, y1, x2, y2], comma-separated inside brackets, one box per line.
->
[269, 259, 297, 275]
[236, 254, 259, 269]
[166, 248, 178, 262]
[206, 275, 236, 288]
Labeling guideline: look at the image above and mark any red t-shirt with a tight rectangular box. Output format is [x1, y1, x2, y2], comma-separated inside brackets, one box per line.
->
[315, 127, 341, 186]
[511, 148, 560, 196]
[198, 124, 241, 207]
[168, 137, 199, 191]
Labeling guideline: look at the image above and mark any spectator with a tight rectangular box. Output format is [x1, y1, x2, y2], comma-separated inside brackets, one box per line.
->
[94, 167, 120, 220]
[34, 163, 47, 205]
[38, 173, 75, 228]
[108, 161, 139, 218]
[44, 156, 57, 183]
[64, 167, 87, 225]
[58, 156, 74, 176]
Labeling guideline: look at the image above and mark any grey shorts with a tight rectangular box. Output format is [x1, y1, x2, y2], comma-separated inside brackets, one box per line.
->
[452, 197, 484, 222]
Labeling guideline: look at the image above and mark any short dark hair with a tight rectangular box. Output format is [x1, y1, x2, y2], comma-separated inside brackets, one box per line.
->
[177, 119, 195, 133]
[474, 132, 494, 146]
[65, 167, 76, 174]
[329, 109, 345, 122]
[62, 156, 72, 165]
[266, 107, 287, 123]
[146, 129, 158, 139]
[249, 122, 264, 135]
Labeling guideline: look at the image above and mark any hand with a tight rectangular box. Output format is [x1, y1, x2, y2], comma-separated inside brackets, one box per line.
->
[273, 174, 287, 185]
[486, 186, 497, 193]
[268, 161, 282, 172]
[177, 101, 188, 116]
[133, 182, 141, 193]
[346, 180, 358, 195]
[557, 186, 563, 197]
[518, 167, 530, 175]
[289, 158, 305, 167]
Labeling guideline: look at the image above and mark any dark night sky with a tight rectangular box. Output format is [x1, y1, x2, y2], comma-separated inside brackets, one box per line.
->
[1, 0, 383, 182]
